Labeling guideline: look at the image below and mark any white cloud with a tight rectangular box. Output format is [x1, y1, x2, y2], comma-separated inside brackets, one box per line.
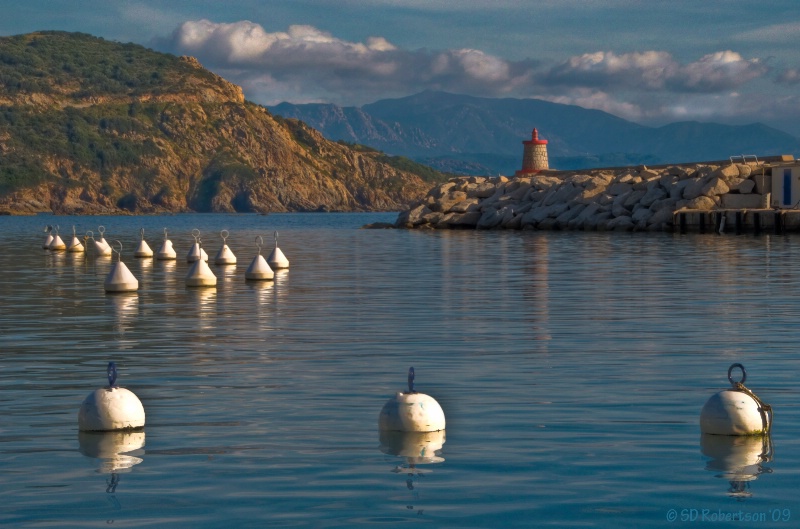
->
[544, 50, 767, 93]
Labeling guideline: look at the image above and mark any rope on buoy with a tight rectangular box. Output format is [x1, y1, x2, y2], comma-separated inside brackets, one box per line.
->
[727, 363, 772, 433]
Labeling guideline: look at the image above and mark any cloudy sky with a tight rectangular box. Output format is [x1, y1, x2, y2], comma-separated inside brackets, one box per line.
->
[4, 1, 800, 135]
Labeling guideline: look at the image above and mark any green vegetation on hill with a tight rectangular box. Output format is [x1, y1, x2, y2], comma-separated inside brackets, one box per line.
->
[0, 31, 442, 214]
[0, 31, 217, 99]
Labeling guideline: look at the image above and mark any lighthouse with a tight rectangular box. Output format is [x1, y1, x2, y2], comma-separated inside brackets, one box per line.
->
[515, 128, 549, 175]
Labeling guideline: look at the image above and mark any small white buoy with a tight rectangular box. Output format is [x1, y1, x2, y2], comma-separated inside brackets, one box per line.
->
[49, 225, 66, 251]
[214, 229, 237, 265]
[89, 230, 112, 256]
[186, 255, 217, 287]
[42, 225, 54, 249]
[245, 236, 274, 280]
[186, 229, 208, 262]
[134, 228, 153, 258]
[94, 226, 112, 256]
[700, 363, 772, 436]
[156, 227, 177, 260]
[78, 362, 145, 431]
[379, 368, 446, 432]
[104, 241, 139, 293]
[267, 231, 290, 269]
[66, 225, 85, 253]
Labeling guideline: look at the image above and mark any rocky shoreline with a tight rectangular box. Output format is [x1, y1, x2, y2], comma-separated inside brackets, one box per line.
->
[394, 162, 775, 231]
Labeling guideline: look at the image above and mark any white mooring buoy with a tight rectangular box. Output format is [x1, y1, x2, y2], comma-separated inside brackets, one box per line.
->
[186, 241, 217, 287]
[42, 225, 54, 249]
[134, 228, 153, 258]
[156, 227, 177, 260]
[245, 236, 274, 280]
[66, 225, 85, 253]
[186, 229, 208, 262]
[89, 229, 112, 256]
[95, 226, 111, 255]
[700, 363, 772, 436]
[379, 367, 446, 432]
[267, 231, 290, 269]
[104, 241, 139, 293]
[214, 230, 237, 265]
[78, 362, 145, 432]
[49, 225, 66, 251]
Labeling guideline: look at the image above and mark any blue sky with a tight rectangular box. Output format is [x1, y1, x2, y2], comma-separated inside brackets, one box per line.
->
[4, 1, 800, 135]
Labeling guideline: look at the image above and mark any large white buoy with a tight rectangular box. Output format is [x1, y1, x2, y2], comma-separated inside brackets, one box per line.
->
[267, 231, 290, 269]
[49, 225, 66, 251]
[78, 362, 145, 431]
[134, 228, 153, 258]
[186, 255, 217, 287]
[104, 241, 139, 293]
[42, 225, 54, 249]
[214, 229, 237, 265]
[379, 368, 446, 432]
[156, 227, 177, 260]
[245, 236, 274, 280]
[700, 364, 772, 436]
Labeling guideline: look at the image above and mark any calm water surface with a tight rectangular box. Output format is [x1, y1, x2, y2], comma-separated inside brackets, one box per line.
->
[1, 213, 799, 527]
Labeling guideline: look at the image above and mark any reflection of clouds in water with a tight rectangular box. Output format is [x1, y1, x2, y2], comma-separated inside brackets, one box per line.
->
[79, 430, 145, 474]
[701, 434, 773, 498]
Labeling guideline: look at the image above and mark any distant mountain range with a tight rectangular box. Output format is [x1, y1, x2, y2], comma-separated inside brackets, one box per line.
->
[270, 91, 800, 175]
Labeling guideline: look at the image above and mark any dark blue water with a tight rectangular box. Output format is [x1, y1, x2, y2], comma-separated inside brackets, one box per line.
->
[1, 213, 798, 527]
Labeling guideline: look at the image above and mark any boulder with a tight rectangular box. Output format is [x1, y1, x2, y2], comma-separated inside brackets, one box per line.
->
[736, 179, 756, 194]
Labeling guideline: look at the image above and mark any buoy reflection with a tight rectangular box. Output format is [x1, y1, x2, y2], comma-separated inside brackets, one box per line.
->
[701, 433, 773, 498]
[380, 430, 445, 517]
[79, 430, 145, 474]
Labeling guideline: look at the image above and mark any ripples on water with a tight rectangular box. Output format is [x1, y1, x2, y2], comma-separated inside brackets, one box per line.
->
[1, 213, 799, 527]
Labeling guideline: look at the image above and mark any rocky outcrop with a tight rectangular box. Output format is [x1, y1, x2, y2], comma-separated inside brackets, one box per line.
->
[395, 163, 771, 231]
[0, 32, 443, 215]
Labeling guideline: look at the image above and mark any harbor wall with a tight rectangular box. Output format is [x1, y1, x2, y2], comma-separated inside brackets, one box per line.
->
[394, 160, 800, 233]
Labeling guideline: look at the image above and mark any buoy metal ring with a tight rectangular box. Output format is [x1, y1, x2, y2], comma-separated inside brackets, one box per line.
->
[728, 363, 747, 387]
[255, 235, 264, 254]
[98, 226, 105, 236]
[86, 230, 94, 239]
[107, 361, 118, 387]
[273, 230, 279, 247]
[220, 229, 229, 242]
[163, 227, 169, 240]
[112, 240, 123, 261]
[191, 228, 200, 242]
[139, 227, 146, 240]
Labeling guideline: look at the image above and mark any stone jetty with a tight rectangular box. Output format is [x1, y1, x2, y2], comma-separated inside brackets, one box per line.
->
[394, 160, 793, 232]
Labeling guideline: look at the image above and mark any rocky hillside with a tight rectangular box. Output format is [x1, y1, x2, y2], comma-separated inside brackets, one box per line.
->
[0, 32, 446, 215]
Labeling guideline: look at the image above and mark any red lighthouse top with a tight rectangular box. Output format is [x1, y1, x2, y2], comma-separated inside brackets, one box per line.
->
[523, 128, 548, 145]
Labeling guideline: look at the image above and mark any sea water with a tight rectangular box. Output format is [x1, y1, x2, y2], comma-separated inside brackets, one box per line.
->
[1, 213, 798, 527]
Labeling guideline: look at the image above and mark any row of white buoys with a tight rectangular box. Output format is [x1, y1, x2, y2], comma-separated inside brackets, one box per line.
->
[79, 362, 145, 431]
[134, 228, 153, 258]
[156, 228, 176, 260]
[245, 236, 274, 280]
[104, 241, 139, 293]
[700, 364, 773, 436]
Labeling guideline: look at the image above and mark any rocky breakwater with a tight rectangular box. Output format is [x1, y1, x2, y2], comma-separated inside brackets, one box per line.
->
[395, 162, 767, 231]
